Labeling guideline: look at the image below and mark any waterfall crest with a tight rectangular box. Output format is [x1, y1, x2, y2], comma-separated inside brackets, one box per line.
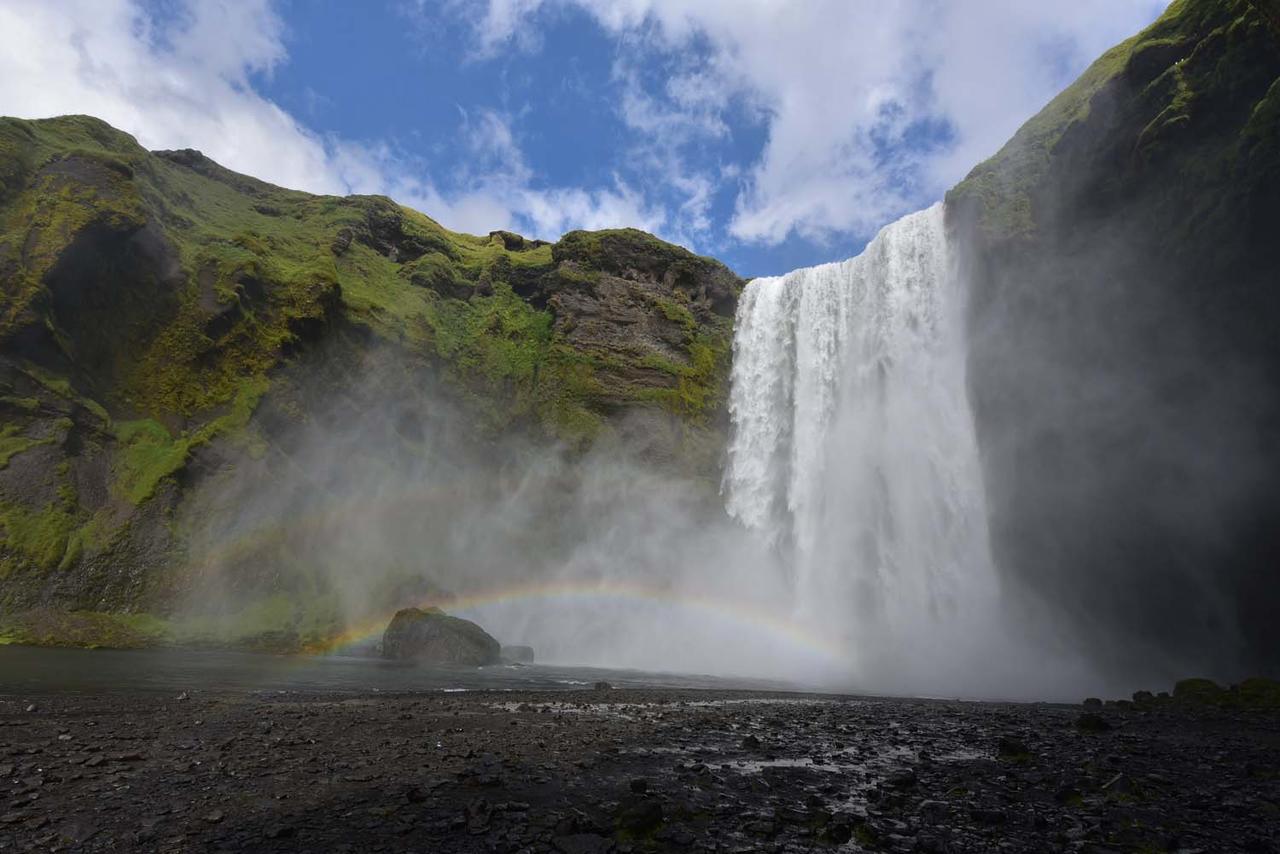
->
[724, 203, 1054, 695]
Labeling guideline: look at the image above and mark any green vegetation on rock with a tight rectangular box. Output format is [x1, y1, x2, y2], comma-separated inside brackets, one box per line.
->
[948, 0, 1280, 244]
[0, 113, 742, 644]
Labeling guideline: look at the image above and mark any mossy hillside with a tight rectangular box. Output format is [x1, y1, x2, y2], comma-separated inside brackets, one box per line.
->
[948, 0, 1280, 244]
[0, 114, 741, 628]
[1, 115, 738, 451]
[4, 119, 549, 435]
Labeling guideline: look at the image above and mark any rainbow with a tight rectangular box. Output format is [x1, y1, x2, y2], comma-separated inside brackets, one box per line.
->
[176, 486, 852, 668]
[310, 578, 852, 664]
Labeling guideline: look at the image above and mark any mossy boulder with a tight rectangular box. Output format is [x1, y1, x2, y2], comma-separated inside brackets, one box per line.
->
[1173, 677, 1226, 703]
[381, 607, 500, 666]
[1171, 676, 1280, 709]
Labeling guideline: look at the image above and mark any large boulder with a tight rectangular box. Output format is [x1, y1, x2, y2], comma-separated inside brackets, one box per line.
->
[381, 607, 501, 665]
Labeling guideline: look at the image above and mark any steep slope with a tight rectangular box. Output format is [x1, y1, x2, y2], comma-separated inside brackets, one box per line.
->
[0, 115, 739, 647]
[948, 0, 1280, 678]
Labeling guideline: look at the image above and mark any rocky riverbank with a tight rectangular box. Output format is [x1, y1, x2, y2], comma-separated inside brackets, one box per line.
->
[0, 685, 1276, 853]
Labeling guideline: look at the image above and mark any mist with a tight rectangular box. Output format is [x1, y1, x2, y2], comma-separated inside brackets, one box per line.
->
[172, 339, 850, 688]
[172, 204, 1121, 703]
[172, 158, 1277, 702]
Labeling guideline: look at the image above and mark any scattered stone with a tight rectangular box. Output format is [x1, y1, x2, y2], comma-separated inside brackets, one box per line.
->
[741, 734, 762, 750]
[0, 680, 1274, 854]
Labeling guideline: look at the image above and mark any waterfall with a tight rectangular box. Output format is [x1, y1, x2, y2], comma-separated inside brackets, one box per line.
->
[723, 203, 1018, 693]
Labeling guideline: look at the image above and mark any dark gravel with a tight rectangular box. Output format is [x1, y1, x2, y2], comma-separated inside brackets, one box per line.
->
[0, 688, 1276, 852]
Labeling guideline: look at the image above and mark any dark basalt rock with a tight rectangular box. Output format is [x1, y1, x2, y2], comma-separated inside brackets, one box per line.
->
[948, 0, 1280, 681]
[381, 607, 501, 666]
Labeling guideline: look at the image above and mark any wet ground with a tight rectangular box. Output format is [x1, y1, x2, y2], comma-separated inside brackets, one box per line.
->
[1, 672, 1277, 853]
[0, 646, 796, 695]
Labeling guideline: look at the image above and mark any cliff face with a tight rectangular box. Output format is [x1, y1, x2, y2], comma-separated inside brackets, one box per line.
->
[0, 115, 739, 647]
[948, 0, 1280, 678]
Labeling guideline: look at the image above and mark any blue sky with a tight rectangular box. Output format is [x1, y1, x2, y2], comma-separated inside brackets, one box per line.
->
[0, 0, 1168, 276]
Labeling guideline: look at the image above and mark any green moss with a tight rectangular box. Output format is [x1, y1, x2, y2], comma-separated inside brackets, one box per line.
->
[0, 609, 171, 649]
[111, 375, 269, 504]
[0, 113, 734, 459]
[947, 0, 1265, 242]
[112, 419, 191, 504]
[1173, 676, 1225, 702]
[1238, 677, 1280, 708]
[16, 363, 110, 423]
[177, 593, 345, 651]
[650, 294, 697, 331]
[0, 423, 53, 468]
[0, 113, 741, 639]
[634, 328, 732, 424]
[0, 396, 40, 413]
[0, 500, 80, 572]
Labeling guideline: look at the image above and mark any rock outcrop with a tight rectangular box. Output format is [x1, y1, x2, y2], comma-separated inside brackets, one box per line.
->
[948, 0, 1280, 678]
[381, 607, 501, 665]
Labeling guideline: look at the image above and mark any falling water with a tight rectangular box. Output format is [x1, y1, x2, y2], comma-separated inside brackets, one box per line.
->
[724, 203, 1039, 695]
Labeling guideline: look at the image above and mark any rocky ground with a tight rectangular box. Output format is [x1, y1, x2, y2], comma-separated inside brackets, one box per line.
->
[0, 686, 1277, 853]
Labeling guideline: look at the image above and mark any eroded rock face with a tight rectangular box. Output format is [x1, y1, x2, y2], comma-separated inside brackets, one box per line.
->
[381, 607, 501, 666]
[948, 0, 1280, 679]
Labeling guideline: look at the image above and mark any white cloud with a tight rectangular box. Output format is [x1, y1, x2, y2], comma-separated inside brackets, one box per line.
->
[0, 0, 1174, 254]
[464, 0, 1171, 246]
[331, 108, 663, 238]
[0, 0, 654, 241]
[0, 0, 341, 194]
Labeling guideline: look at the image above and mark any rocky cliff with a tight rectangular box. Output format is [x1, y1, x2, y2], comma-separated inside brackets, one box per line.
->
[0, 115, 739, 647]
[948, 0, 1280, 678]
